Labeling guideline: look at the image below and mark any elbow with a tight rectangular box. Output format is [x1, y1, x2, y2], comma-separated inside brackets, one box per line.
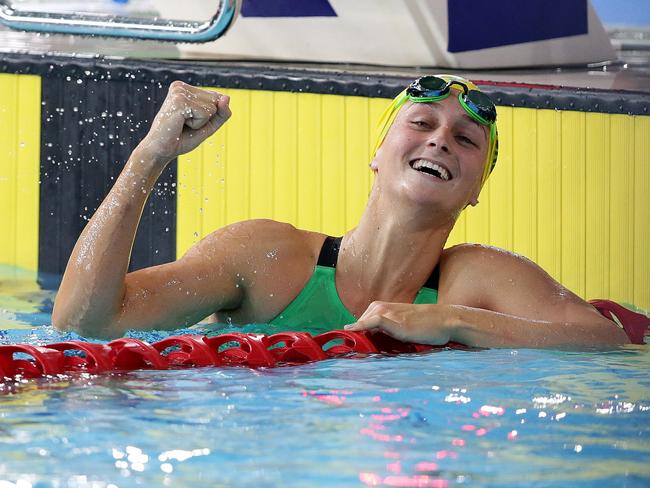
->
[51, 297, 120, 340]
[51, 303, 89, 337]
[51, 313, 67, 334]
[51, 297, 75, 334]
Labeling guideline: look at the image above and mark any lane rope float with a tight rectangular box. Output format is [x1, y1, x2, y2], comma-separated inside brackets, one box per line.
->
[0, 330, 456, 379]
[0, 300, 647, 381]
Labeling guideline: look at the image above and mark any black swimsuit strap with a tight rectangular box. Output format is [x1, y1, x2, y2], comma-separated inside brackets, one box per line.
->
[316, 236, 440, 290]
[317, 236, 342, 268]
[423, 264, 440, 291]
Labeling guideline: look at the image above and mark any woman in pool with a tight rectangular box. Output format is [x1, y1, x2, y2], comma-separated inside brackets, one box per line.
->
[52, 76, 633, 347]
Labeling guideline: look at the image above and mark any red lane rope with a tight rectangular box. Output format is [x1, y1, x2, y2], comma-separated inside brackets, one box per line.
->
[0, 330, 447, 380]
[0, 300, 646, 381]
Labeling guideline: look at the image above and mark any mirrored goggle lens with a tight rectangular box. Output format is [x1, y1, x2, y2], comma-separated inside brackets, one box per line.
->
[407, 76, 449, 97]
[465, 90, 497, 123]
[418, 76, 449, 92]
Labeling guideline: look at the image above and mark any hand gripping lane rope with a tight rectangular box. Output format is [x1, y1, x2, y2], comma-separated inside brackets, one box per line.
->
[0, 300, 646, 381]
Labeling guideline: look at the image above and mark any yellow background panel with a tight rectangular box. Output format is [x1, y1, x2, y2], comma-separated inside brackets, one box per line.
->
[536, 109, 562, 279]
[297, 93, 322, 231]
[560, 111, 587, 297]
[178, 88, 649, 309]
[634, 117, 650, 307]
[0, 73, 40, 274]
[486, 106, 514, 251]
[609, 115, 635, 304]
[512, 108, 538, 261]
[585, 113, 610, 300]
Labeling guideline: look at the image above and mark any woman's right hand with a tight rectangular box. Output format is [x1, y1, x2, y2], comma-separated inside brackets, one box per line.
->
[138, 81, 231, 165]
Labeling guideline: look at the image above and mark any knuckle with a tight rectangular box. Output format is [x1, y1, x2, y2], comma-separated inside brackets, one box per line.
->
[169, 80, 186, 91]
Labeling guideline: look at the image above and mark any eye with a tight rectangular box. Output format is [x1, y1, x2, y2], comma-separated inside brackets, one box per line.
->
[456, 134, 475, 146]
[411, 120, 430, 129]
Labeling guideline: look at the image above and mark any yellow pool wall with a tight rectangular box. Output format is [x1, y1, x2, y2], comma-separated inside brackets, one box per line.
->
[177, 87, 650, 309]
[0, 73, 40, 277]
[0, 73, 648, 309]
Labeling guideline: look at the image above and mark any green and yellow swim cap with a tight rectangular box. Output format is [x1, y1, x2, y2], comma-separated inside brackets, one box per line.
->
[372, 74, 499, 186]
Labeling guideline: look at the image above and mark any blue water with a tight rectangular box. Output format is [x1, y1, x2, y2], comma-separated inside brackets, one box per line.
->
[1, 274, 649, 487]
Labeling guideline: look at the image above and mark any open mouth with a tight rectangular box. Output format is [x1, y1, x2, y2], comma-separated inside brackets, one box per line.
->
[409, 159, 452, 181]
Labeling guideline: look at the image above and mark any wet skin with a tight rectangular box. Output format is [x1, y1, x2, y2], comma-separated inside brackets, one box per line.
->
[52, 82, 628, 348]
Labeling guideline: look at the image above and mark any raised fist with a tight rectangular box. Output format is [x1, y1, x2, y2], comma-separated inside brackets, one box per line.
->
[139, 81, 231, 163]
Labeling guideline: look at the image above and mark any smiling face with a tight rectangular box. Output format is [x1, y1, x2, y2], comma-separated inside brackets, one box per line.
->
[370, 94, 489, 218]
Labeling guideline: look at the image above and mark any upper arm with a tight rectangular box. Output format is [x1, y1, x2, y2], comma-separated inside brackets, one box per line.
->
[111, 224, 247, 336]
[440, 244, 609, 325]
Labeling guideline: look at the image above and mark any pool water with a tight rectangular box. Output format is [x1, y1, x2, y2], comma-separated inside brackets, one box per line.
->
[0, 273, 649, 487]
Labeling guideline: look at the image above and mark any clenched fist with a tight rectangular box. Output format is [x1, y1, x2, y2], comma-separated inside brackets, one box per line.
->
[138, 81, 231, 165]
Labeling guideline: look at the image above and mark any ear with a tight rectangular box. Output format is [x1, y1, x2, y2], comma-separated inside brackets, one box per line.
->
[468, 185, 481, 206]
[369, 157, 379, 172]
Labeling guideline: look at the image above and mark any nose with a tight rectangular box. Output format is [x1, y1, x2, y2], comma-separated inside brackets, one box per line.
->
[427, 126, 451, 153]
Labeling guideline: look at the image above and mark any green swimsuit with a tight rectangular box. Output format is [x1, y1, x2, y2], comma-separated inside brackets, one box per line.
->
[269, 236, 439, 333]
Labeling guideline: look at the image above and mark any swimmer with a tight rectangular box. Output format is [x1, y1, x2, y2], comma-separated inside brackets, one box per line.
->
[52, 77, 632, 348]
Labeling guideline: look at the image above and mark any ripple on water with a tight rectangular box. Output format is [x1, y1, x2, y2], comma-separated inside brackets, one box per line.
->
[0, 283, 648, 486]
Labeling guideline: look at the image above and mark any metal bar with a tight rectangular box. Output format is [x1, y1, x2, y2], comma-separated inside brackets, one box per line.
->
[0, 0, 239, 43]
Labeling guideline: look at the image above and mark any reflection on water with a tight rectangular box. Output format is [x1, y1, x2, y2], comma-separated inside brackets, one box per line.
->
[1, 350, 648, 487]
[0, 266, 54, 332]
[0, 267, 649, 487]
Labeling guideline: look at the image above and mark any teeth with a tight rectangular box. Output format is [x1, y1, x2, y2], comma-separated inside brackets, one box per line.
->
[412, 159, 451, 181]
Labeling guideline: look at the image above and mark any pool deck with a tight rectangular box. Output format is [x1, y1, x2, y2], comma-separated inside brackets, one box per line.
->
[194, 59, 650, 94]
[1, 23, 649, 94]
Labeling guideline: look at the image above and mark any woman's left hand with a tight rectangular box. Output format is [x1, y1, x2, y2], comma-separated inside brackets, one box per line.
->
[344, 302, 454, 345]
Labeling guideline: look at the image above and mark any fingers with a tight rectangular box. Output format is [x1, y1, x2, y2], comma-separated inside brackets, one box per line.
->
[143, 81, 232, 159]
[139, 81, 230, 164]
[344, 316, 380, 332]
[201, 94, 232, 134]
[216, 94, 232, 120]
[169, 81, 227, 130]
[346, 303, 449, 345]
[345, 302, 401, 333]
[357, 301, 391, 321]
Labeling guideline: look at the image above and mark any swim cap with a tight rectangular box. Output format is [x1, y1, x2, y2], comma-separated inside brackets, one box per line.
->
[372, 74, 499, 186]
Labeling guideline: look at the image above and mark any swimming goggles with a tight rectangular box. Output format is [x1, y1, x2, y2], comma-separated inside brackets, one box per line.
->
[406, 76, 497, 126]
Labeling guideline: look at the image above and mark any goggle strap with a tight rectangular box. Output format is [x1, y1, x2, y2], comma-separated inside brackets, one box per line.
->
[410, 94, 449, 103]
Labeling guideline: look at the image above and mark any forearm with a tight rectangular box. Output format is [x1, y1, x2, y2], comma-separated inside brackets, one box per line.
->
[349, 301, 629, 349]
[446, 304, 628, 349]
[52, 146, 168, 336]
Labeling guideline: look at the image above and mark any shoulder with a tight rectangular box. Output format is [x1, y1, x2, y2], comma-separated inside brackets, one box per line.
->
[184, 219, 321, 261]
[197, 218, 303, 243]
[439, 243, 564, 309]
[179, 219, 327, 322]
[184, 219, 327, 293]
[189, 220, 327, 322]
[442, 243, 535, 272]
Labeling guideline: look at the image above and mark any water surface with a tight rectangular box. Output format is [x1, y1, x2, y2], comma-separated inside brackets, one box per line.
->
[0, 273, 648, 487]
